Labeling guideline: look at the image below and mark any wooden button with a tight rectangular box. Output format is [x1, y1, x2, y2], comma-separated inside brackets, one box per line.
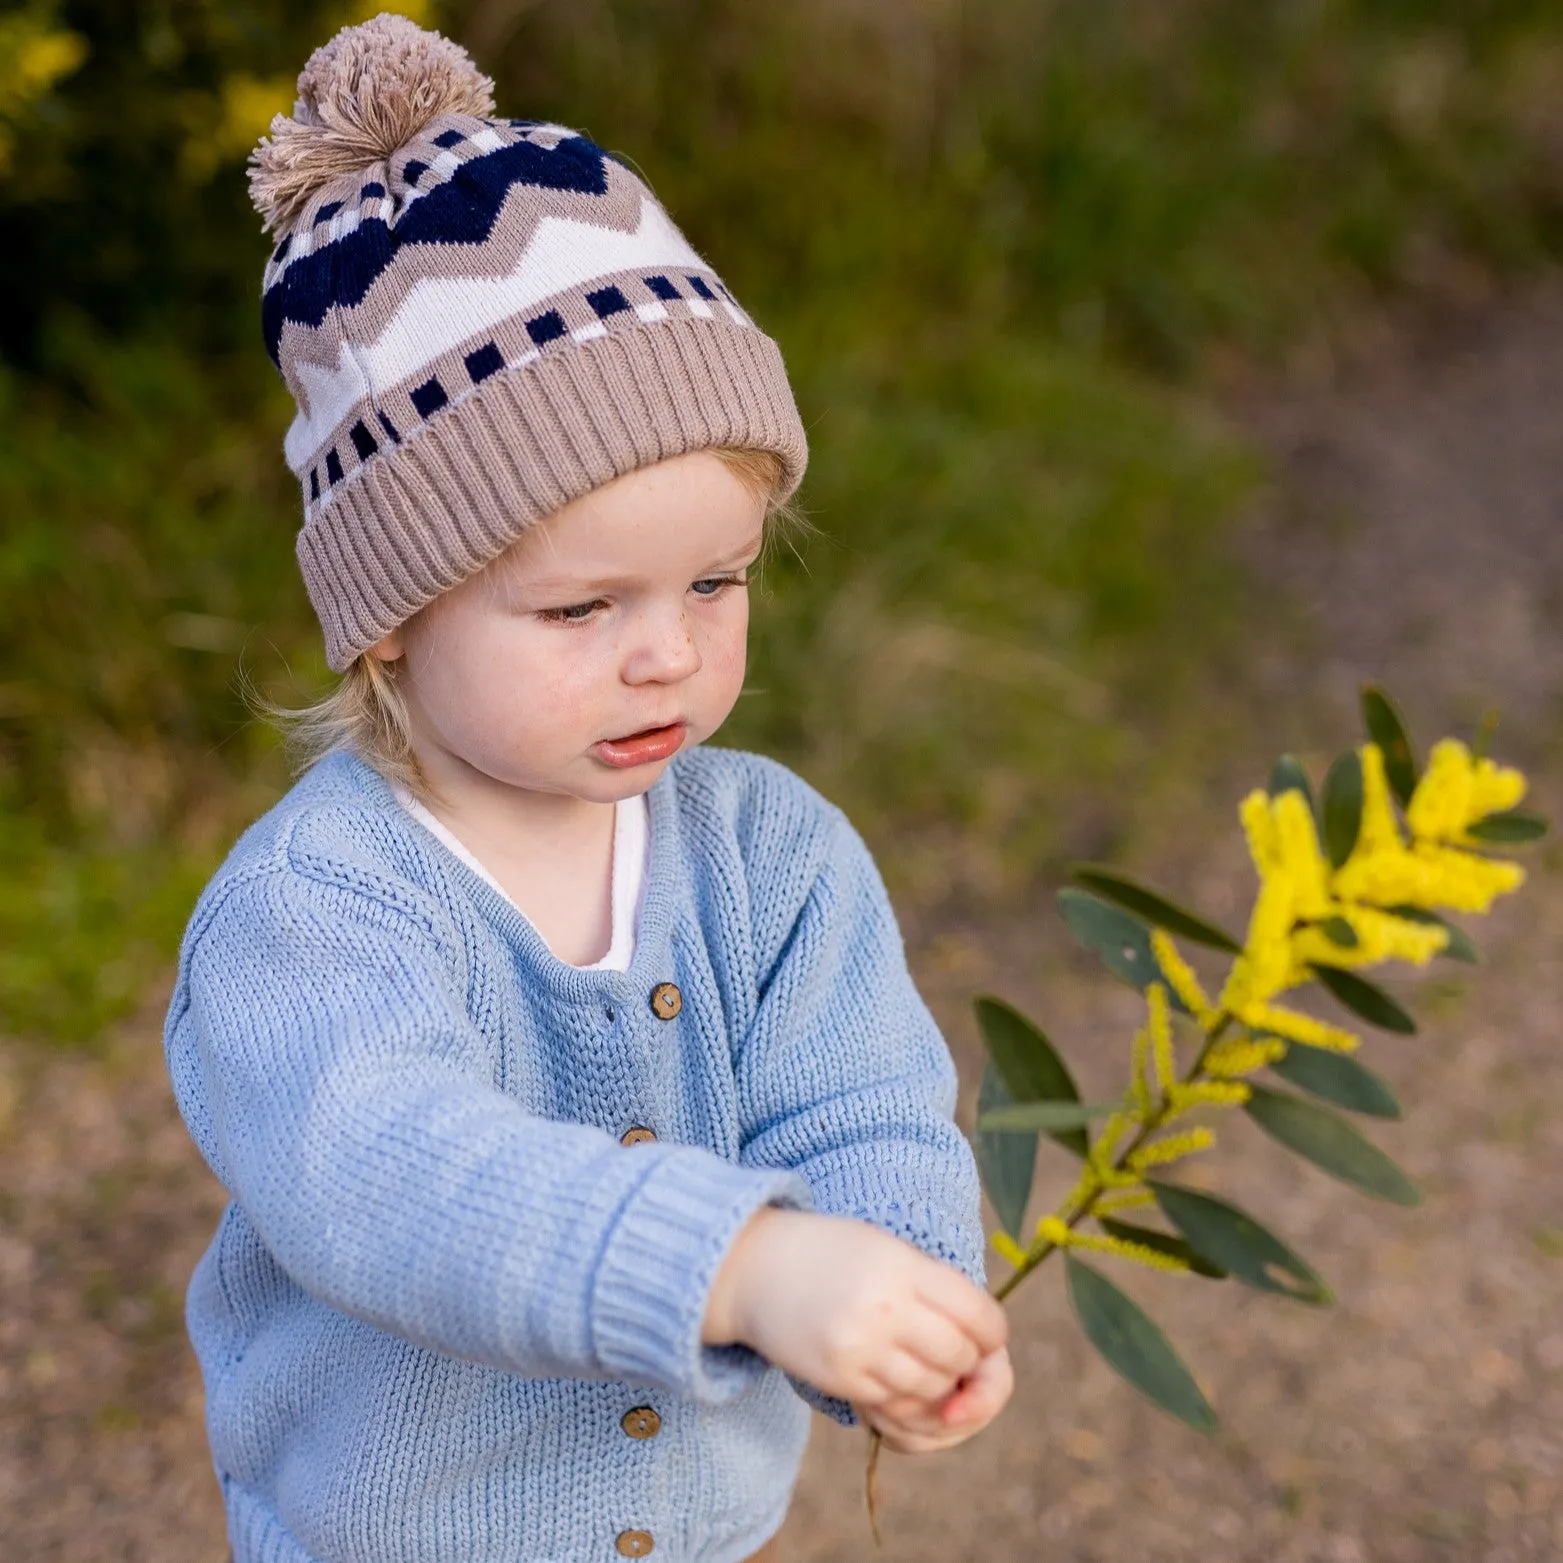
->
[616, 1531, 655, 1557]
[649, 982, 682, 1020]
[619, 1126, 657, 1147]
[621, 1405, 661, 1439]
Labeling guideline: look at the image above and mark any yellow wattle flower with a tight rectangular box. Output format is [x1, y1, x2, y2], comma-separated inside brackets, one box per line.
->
[1150, 930, 1216, 1025]
[1274, 790, 1334, 920]
[1411, 843, 1525, 911]
[1233, 1002, 1359, 1053]
[1090, 1110, 1145, 1185]
[1204, 1034, 1288, 1077]
[1146, 983, 1175, 1093]
[1169, 1079, 1252, 1112]
[1239, 788, 1279, 878]
[1094, 1188, 1157, 1214]
[1130, 1020, 1154, 1116]
[1467, 757, 1527, 822]
[1037, 1216, 1192, 1274]
[990, 1231, 1029, 1269]
[1234, 797, 1303, 996]
[1291, 904, 1448, 971]
[1354, 743, 1404, 860]
[1336, 837, 1526, 912]
[1406, 739, 1526, 845]
[1127, 1126, 1214, 1172]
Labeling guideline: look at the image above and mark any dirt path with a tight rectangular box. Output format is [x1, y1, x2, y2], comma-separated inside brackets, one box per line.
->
[4, 292, 1562, 1561]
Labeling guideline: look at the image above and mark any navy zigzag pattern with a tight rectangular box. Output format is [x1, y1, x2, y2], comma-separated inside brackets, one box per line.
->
[262, 134, 613, 365]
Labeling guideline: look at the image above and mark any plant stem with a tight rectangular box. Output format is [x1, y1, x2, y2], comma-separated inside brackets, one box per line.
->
[992, 1011, 1234, 1303]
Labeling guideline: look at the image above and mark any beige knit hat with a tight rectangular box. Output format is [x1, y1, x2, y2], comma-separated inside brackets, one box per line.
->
[251, 14, 807, 671]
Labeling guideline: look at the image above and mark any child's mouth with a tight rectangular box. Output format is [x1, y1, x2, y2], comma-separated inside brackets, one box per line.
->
[592, 721, 688, 769]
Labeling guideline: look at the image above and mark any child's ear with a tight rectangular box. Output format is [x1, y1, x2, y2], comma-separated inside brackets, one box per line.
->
[368, 630, 405, 662]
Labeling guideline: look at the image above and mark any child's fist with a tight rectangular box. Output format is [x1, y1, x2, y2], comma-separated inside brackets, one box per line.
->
[702, 1208, 1008, 1414]
[859, 1342, 1014, 1454]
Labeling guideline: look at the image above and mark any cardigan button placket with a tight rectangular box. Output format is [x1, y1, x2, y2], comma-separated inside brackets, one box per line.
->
[619, 1126, 657, 1147]
[616, 1529, 655, 1556]
[649, 982, 682, 1020]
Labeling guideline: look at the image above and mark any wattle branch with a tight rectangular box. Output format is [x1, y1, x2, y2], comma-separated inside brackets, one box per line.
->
[864, 687, 1544, 1538]
[968, 685, 1542, 1430]
[990, 1003, 1238, 1304]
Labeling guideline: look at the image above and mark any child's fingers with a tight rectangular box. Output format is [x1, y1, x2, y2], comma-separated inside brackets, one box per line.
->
[913, 1264, 1009, 1355]
[862, 1347, 963, 1405]
[870, 1422, 964, 1456]
[870, 1393, 949, 1434]
[891, 1305, 982, 1381]
[938, 1345, 1014, 1428]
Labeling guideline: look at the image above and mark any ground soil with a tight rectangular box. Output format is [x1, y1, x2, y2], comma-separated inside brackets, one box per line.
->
[4, 289, 1562, 1561]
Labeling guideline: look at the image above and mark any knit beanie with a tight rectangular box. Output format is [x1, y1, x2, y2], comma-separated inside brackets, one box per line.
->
[251, 14, 807, 672]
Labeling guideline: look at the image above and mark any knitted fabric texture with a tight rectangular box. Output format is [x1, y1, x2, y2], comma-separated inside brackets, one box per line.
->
[254, 16, 808, 671]
[163, 746, 984, 1563]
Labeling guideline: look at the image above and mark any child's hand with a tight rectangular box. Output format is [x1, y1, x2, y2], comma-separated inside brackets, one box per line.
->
[703, 1208, 1008, 1416]
[858, 1342, 1013, 1454]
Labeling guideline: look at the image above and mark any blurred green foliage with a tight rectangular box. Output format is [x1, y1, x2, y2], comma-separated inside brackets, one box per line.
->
[3, 0, 1562, 1043]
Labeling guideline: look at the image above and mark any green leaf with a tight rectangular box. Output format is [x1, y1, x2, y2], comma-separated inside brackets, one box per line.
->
[1388, 906, 1478, 963]
[1311, 964, 1417, 1034]
[1319, 915, 1359, 948]
[1056, 889, 1188, 1006]
[1097, 1216, 1227, 1280]
[1149, 1180, 1334, 1304]
[1269, 1042, 1402, 1119]
[1245, 1085, 1422, 1205]
[978, 1100, 1124, 1132]
[974, 1062, 1036, 1240]
[973, 996, 1088, 1158]
[1065, 1255, 1217, 1434]
[1466, 809, 1548, 844]
[1268, 753, 1315, 809]
[1069, 866, 1242, 953]
[1320, 750, 1364, 869]
[1360, 685, 1419, 807]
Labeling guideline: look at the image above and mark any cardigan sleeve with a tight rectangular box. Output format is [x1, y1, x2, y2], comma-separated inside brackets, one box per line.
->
[733, 809, 987, 1422]
[168, 863, 811, 1403]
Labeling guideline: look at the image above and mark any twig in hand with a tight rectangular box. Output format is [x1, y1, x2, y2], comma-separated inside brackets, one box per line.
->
[865, 1427, 884, 1547]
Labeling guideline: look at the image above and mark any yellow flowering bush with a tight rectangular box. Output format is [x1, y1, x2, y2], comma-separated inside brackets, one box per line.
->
[971, 686, 1545, 1429]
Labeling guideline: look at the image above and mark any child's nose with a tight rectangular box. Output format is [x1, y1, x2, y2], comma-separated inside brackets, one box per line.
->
[624, 608, 703, 685]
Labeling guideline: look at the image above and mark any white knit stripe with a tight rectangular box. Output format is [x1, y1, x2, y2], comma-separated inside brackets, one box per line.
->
[282, 196, 709, 472]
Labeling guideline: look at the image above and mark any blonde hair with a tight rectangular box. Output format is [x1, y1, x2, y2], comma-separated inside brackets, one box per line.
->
[252, 447, 805, 802]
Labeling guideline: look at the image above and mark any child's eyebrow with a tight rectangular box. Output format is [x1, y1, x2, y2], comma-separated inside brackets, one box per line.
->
[516, 532, 765, 596]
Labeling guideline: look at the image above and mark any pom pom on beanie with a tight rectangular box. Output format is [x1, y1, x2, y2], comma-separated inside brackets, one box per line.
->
[249, 12, 495, 234]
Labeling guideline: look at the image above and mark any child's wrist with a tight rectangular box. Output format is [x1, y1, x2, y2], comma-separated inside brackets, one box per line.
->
[701, 1203, 794, 1347]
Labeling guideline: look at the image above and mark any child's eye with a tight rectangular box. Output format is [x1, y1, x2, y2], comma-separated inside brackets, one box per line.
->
[537, 598, 609, 624]
[691, 573, 747, 598]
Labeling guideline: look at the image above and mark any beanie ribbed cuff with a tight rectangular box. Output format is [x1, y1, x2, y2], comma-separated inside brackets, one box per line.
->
[297, 315, 807, 671]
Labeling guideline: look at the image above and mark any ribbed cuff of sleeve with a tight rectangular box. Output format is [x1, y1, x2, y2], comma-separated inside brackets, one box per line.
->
[589, 1150, 813, 1402]
[789, 1377, 859, 1426]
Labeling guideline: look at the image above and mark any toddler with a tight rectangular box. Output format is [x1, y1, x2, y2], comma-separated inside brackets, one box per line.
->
[164, 16, 1010, 1563]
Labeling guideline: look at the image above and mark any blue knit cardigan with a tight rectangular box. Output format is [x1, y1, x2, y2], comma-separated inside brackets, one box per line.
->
[163, 745, 985, 1563]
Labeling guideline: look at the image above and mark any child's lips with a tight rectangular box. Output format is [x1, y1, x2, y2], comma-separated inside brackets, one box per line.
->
[592, 721, 688, 769]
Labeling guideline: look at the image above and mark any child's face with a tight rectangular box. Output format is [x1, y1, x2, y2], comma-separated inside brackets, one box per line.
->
[371, 451, 768, 804]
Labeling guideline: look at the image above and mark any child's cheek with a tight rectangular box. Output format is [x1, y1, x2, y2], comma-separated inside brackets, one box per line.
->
[700, 603, 750, 721]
